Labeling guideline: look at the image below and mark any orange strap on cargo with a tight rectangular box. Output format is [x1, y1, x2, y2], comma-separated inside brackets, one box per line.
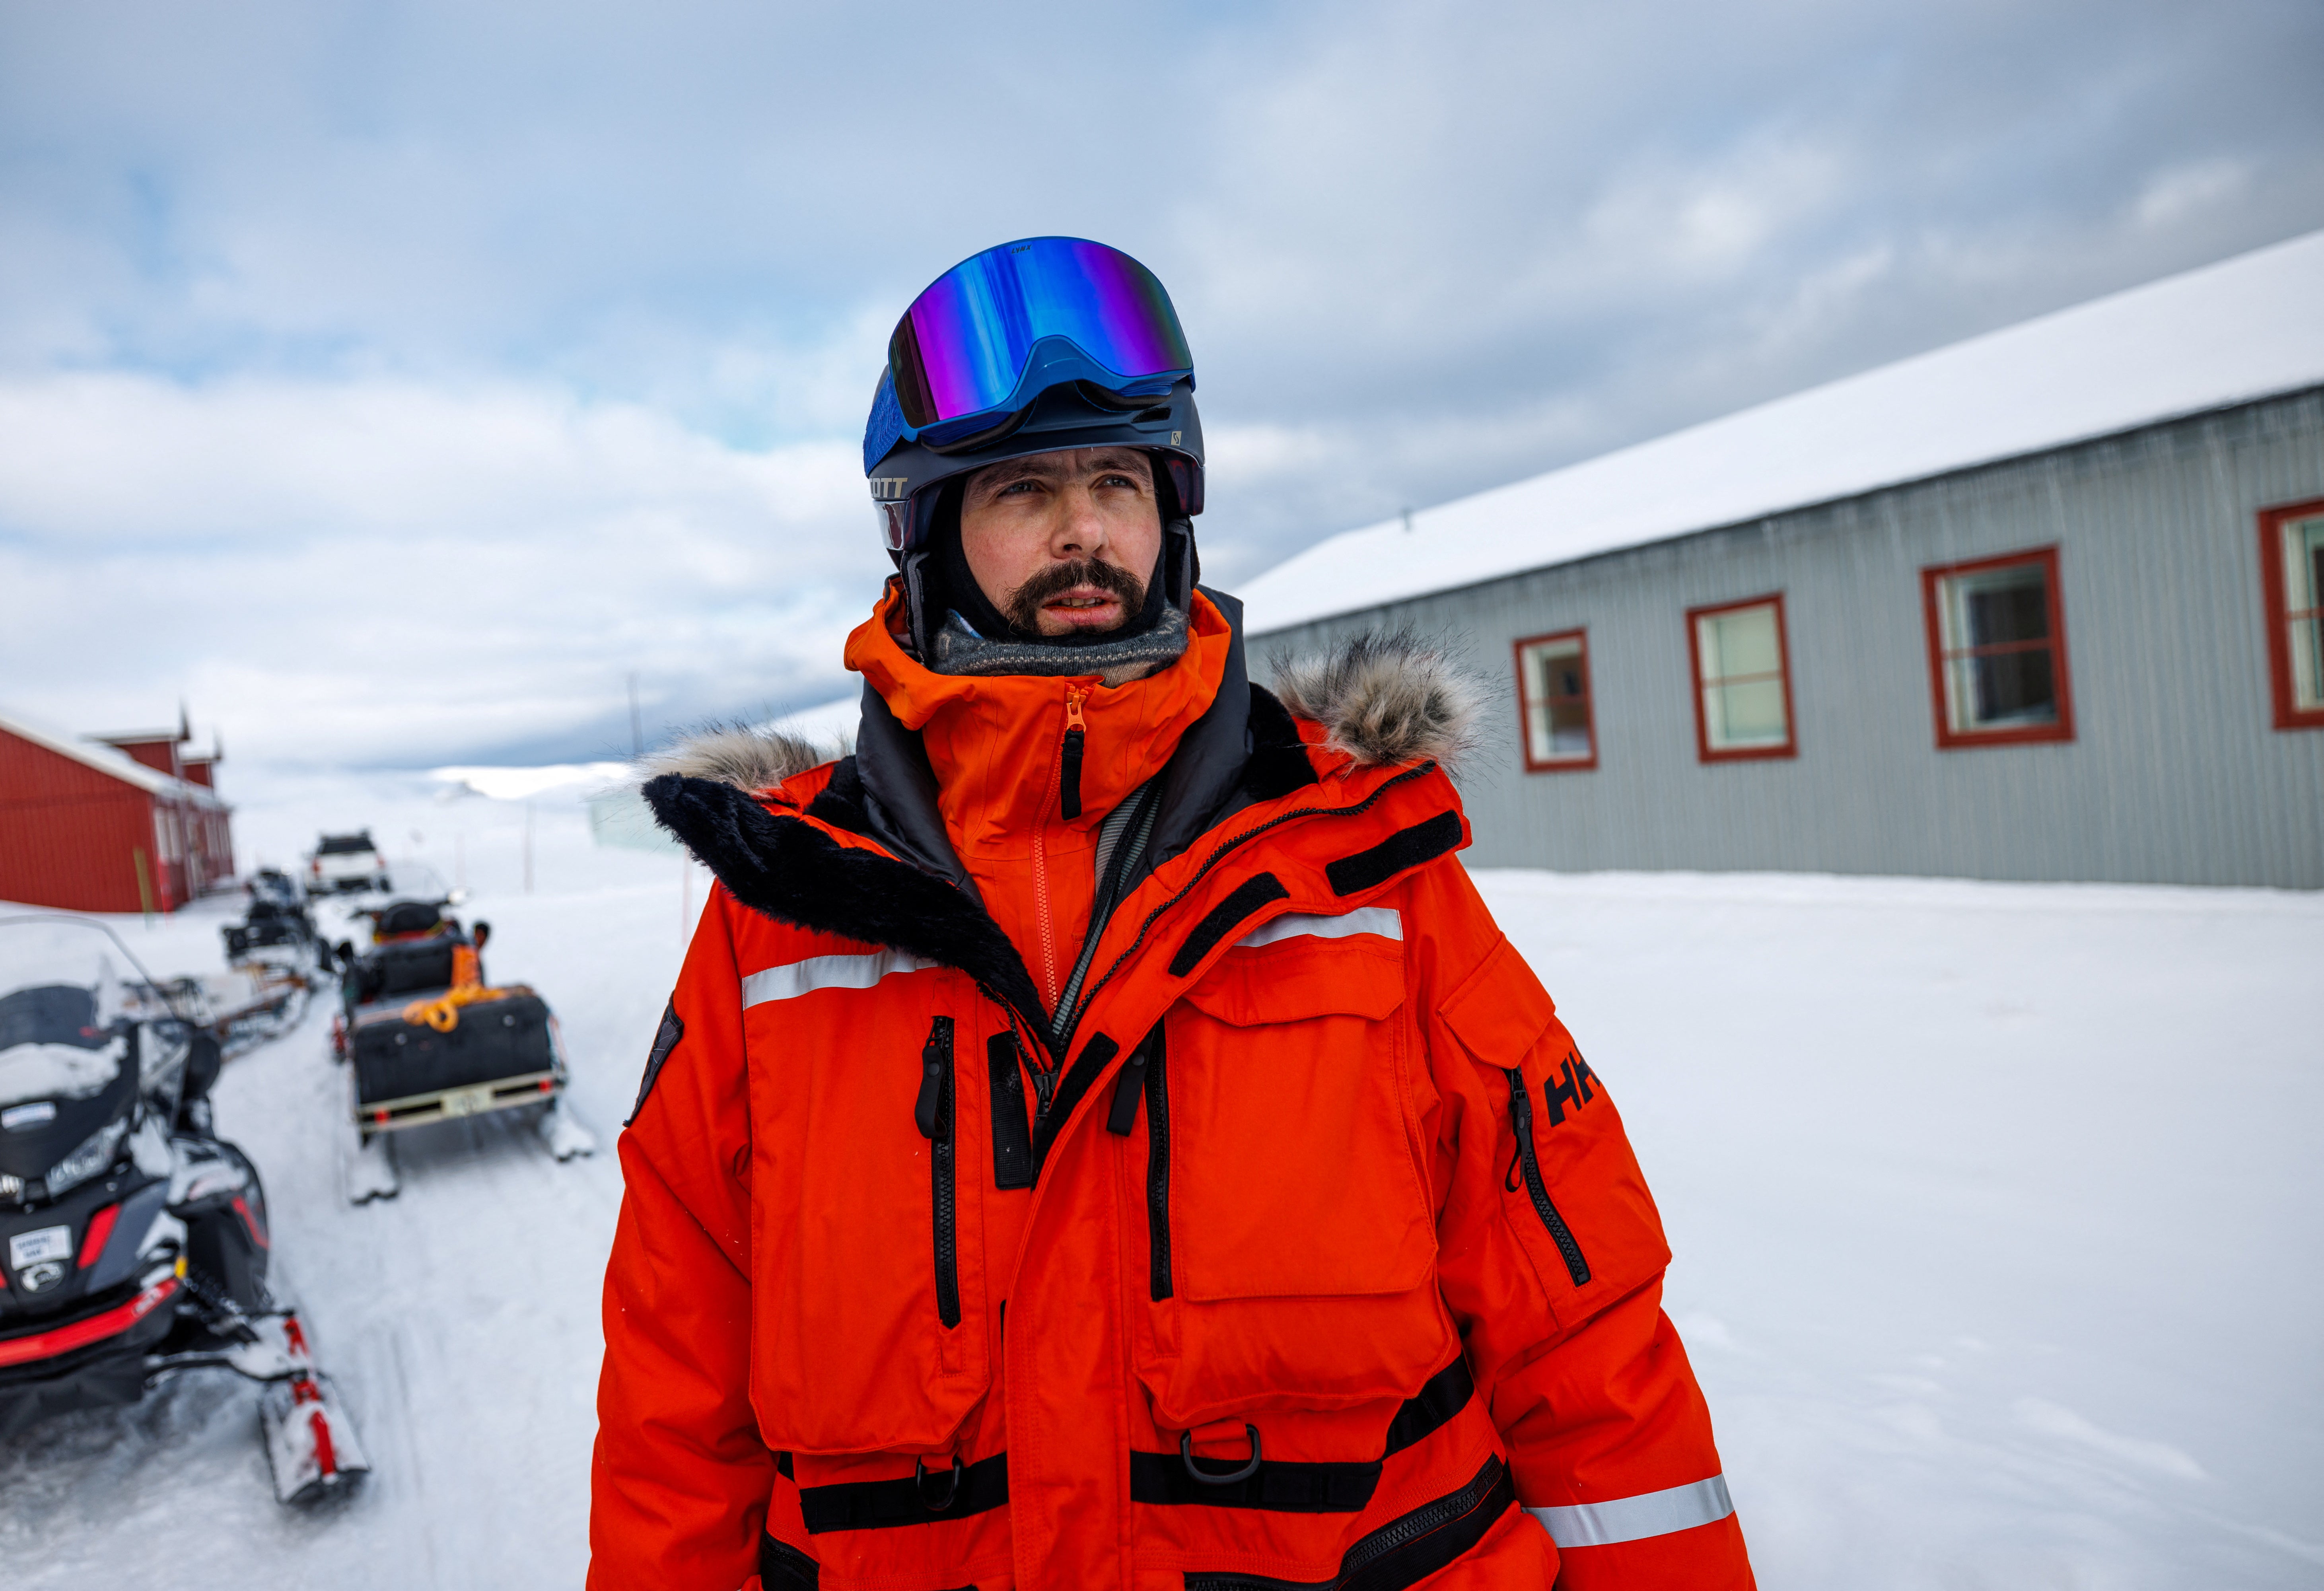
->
[401, 981, 527, 1033]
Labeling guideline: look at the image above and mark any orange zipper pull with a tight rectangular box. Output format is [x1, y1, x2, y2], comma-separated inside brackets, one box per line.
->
[1064, 688, 1087, 734]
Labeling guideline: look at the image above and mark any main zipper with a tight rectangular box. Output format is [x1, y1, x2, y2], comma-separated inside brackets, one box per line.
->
[1030, 685, 1089, 1013]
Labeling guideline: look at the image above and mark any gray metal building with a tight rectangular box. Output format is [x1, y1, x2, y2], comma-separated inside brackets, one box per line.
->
[1239, 235, 2324, 888]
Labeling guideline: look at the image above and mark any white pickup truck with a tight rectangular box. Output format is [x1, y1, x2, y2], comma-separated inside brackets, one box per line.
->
[308, 831, 391, 895]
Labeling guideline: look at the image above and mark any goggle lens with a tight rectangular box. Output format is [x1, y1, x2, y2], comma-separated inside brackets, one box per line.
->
[890, 238, 1192, 431]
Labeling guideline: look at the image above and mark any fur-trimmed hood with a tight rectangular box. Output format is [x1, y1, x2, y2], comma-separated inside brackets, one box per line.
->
[1268, 631, 1482, 777]
[638, 722, 832, 794]
[643, 632, 1482, 794]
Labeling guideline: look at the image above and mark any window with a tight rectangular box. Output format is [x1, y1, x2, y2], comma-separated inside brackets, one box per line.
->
[1686, 594, 1796, 761]
[1921, 546, 2074, 749]
[1513, 629, 1596, 770]
[2259, 497, 2324, 730]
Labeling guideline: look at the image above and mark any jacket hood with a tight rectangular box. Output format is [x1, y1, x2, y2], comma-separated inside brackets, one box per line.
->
[644, 627, 1484, 796]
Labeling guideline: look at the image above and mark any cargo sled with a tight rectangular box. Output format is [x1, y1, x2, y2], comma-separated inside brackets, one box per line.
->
[331, 900, 592, 1201]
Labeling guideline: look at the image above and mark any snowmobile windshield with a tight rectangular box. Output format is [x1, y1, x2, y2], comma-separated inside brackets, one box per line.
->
[0, 919, 140, 1109]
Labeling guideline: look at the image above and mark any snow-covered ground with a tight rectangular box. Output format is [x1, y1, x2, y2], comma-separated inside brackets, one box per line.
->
[1, 775, 2317, 1588]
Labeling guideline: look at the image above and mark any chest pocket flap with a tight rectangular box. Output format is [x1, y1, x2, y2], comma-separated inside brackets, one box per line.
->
[1170, 925, 1428, 1302]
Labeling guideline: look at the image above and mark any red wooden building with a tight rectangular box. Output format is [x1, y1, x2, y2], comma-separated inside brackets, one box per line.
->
[0, 705, 235, 914]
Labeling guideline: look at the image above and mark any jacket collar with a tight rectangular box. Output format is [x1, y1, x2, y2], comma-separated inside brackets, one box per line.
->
[639, 623, 1486, 1058]
[844, 582, 1233, 871]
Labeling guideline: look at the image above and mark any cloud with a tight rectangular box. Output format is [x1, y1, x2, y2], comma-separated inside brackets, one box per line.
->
[0, 371, 882, 764]
[1, 0, 2320, 766]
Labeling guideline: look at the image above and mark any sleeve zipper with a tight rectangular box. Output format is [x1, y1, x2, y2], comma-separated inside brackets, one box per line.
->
[1502, 1067, 1591, 1287]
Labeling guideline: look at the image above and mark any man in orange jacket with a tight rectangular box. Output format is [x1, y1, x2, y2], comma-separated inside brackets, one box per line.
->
[592, 237, 1754, 1590]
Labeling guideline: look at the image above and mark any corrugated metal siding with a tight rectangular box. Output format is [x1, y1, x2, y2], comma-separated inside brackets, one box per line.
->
[0, 727, 167, 912]
[1247, 388, 2324, 887]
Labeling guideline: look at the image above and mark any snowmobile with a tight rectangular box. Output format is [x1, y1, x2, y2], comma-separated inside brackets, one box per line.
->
[330, 897, 593, 1203]
[221, 869, 327, 967]
[0, 915, 369, 1504]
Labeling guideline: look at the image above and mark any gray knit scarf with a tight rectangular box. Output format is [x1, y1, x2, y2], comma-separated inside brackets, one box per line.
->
[926, 602, 1190, 687]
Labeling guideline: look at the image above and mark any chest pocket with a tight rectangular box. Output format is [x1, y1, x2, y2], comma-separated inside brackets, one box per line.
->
[1132, 920, 1453, 1433]
[746, 962, 992, 1457]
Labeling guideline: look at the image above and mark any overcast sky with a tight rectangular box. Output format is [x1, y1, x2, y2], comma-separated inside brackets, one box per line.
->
[3, 0, 2320, 770]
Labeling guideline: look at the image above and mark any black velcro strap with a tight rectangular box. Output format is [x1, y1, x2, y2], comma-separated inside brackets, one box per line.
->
[1105, 1027, 1158, 1136]
[1380, 1356, 1474, 1458]
[796, 1451, 1010, 1533]
[1169, 873, 1290, 977]
[1031, 1033, 1116, 1173]
[760, 1533, 818, 1589]
[624, 999, 684, 1126]
[987, 1032, 1033, 1189]
[1324, 811, 1462, 897]
[1129, 1449, 1380, 1513]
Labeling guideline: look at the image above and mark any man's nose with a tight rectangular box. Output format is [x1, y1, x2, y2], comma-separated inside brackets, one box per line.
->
[1052, 485, 1108, 558]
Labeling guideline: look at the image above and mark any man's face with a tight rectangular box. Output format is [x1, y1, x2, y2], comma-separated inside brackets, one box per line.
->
[957, 447, 1161, 637]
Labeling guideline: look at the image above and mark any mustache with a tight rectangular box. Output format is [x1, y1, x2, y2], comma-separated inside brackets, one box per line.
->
[1003, 558, 1147, 633]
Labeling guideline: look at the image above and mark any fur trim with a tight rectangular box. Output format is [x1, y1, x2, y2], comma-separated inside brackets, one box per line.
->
[1269, 632, 1484, 772]
[640, 723, 830, 793]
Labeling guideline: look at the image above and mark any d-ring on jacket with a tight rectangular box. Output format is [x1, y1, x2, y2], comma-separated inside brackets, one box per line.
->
[591, 585, 1755, 1591]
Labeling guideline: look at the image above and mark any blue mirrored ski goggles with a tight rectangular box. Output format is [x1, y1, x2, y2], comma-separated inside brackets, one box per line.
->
[884, 237, 1193, 446]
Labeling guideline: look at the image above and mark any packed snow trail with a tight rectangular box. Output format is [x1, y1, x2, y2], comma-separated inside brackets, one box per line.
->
[0, 776, 2318, 1588]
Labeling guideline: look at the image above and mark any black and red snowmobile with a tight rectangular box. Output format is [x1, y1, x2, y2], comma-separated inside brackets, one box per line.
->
[330, 896, 593, 1203]
[0, 915, 369, 1504]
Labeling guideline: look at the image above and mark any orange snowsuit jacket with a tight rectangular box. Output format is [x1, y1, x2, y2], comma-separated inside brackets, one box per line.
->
[592, 588, 1754, 1590]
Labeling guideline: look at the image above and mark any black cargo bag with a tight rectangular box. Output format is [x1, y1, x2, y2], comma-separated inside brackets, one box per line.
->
[352, 992, 554, 1107]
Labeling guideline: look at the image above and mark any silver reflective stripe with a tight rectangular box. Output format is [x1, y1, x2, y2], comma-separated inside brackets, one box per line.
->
[1527, 1475, 1734, 1548]
[1235, 906, 1404, 949]
[741, 949, 937, 1007]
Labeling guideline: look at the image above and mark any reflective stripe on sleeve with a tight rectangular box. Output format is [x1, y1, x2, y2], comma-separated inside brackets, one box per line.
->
[1235, 905, 1403, 950]
[742, 949, 936, 1007]
[1527, 1474, 1734, 1548]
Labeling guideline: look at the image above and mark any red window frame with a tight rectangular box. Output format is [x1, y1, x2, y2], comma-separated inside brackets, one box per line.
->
[1920, 545, 2075, 750]
[1511, 628, 1598, 772]
[2258, 496, 2324, 731]
[1685, 593, 1797, 763]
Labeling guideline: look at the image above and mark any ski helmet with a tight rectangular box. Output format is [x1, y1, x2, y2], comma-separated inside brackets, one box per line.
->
[863, 238, 1205, 648]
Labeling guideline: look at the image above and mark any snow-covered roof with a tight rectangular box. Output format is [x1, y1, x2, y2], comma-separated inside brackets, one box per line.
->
[0, 703, 226, 808]
[1241, 229, 2324, 634]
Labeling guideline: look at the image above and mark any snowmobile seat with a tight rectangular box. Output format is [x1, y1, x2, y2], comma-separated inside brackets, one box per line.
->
[348, 936, 465, 1005]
